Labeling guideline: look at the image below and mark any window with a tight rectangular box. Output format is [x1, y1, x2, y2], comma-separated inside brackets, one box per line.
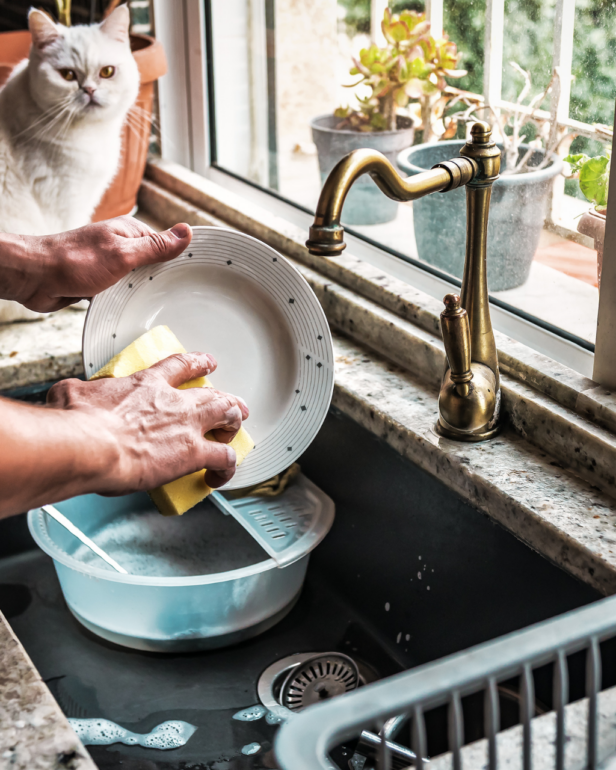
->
[153, 0, 616, 379]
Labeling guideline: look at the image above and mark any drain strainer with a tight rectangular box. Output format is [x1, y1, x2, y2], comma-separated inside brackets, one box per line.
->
[279, 653, 360, 712]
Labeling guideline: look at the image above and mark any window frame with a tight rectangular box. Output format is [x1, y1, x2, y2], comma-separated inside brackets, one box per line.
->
[151, 0, 616, 381]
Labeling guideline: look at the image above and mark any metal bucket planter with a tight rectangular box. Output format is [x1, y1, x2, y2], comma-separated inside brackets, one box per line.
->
[397, 141, 563, 291]
[311, 114, 414, 226]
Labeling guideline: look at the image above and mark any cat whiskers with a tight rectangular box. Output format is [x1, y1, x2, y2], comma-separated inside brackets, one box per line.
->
[13, 98, 74, 143]
[27, 100, 78, 154]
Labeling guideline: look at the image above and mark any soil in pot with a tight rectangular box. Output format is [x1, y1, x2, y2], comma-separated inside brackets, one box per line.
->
[397, 141, 563, 291]
[311, 113, 414, 226]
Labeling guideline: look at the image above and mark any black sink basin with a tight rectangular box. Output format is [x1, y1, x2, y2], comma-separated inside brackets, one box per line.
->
[0, 406, 599, 769]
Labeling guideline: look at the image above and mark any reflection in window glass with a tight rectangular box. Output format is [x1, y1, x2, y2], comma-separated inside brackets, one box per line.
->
[210, 0, 614, 348]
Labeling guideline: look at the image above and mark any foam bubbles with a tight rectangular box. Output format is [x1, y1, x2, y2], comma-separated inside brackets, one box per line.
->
[265, 711, 285, 725]
[241, 742, 262, 755]
[69, 500, 266, 577]
[68, 718, 197, 749]
[232, 705, 267, 722]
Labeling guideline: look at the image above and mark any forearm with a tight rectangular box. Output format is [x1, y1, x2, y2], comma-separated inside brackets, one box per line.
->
[0, 232, 49, 304]
[0, 397, 117, 518]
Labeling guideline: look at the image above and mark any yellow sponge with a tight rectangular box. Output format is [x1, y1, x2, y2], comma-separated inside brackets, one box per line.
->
[91, 325, 255, 516]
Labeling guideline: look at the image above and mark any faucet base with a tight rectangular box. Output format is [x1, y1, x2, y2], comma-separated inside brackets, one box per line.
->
[434, 419, 501, 443]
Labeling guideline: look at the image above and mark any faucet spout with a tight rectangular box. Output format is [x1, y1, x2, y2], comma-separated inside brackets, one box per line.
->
[306, 149, 476, 257]
[306, 120, 502, 442]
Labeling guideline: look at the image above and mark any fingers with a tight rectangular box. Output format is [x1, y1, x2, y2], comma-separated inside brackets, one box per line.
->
[199, 442, 237, 488]
[126, 222, 192, 268]
[210, 403, 243, 444]
[145, 352, 217, 388]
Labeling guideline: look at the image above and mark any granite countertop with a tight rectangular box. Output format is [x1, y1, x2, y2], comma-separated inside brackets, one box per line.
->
[0, 308, 84, 393]
[0, 609, 95, 770]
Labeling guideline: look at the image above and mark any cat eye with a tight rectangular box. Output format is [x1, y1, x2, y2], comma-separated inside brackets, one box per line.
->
[99, 66, 115, 79]
[59, 69, 76, 82]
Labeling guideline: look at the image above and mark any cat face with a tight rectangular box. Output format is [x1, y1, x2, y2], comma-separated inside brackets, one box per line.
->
[27, 7, 139, 126]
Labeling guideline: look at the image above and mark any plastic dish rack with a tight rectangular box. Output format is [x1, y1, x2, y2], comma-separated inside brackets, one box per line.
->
[275, 593, 616, 770]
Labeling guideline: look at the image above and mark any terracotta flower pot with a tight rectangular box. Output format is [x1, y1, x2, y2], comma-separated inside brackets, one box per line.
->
[578, 209, 606, 288]
[0, 29, 166, 222]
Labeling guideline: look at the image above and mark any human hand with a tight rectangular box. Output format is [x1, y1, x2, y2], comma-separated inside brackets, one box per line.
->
[46, 352, 249, 493]
[1, 217, 192, 312]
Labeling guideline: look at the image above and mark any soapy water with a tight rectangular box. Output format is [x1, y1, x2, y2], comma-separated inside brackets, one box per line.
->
[265, 711, 285, 725]
[242, 742, 262, 755]
[68, 500, 266, 577]
[68, 718, 197, 749]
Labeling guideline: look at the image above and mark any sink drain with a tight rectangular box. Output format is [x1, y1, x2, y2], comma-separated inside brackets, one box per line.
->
[279, 653, 360, 712]
[257, 651, 363, 716]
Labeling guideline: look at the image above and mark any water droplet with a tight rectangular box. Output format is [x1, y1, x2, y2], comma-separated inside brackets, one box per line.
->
[385, 602, 390, 611]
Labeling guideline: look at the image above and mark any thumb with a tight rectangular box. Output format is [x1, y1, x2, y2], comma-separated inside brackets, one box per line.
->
[131, 223, 193, 267]
[144, 351, 217, 388]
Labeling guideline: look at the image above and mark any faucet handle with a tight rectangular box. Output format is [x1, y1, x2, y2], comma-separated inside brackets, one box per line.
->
[441, 294, 473, 398]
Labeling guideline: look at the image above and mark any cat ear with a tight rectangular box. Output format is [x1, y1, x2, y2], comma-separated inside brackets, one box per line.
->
[28, 8, 61, 50]
[100, 4, 130, 44]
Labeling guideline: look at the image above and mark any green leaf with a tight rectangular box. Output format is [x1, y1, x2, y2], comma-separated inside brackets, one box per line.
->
[563, 153, 590, 174]
[394, 86, 409, 107]
[578, 155, 610, 207]
[390, 20, 410, 43]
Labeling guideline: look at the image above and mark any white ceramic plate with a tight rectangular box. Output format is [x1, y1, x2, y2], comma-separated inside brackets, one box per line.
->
[83, 227, 334, 489]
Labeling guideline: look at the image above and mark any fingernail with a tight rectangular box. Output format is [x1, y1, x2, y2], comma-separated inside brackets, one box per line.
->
[207, 354, 218, 369]
[170, 223, 191, 239]
[226, 445, 237, 467]
[237, 396, 249, 417]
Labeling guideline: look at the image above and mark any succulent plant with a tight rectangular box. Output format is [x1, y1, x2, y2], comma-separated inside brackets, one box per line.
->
[334, 8, 466, 139]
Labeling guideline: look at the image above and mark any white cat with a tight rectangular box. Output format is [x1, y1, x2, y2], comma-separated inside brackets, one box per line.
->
[0, 5, 139, 322]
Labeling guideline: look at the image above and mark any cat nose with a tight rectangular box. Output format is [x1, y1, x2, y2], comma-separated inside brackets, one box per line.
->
[82, 86, 96, 97]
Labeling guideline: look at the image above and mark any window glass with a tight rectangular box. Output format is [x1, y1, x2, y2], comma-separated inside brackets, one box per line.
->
[209, 0, 614, 349]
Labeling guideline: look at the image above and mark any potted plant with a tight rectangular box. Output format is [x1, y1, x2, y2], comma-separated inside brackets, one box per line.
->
[0, 0, 166, 221]
[397, 64, 565, 291]
[311, 8, 466, 225]
[564, 151, 609, 287]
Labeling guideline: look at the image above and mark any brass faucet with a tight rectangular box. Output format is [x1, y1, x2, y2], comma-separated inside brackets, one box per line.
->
[306, 120, 501, 441]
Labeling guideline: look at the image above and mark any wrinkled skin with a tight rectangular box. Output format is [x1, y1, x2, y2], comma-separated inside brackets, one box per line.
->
[0, 216, 193, 311]
[0, 218, 251, 518]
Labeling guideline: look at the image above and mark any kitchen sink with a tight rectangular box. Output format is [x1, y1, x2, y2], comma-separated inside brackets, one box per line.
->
[0, 404, 600, 769]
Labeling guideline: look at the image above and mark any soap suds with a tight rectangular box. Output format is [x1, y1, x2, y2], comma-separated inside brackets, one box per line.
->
[69, 498, 266, 577]
[68, 718, 197, 749]
[233, 705, 267, 722]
